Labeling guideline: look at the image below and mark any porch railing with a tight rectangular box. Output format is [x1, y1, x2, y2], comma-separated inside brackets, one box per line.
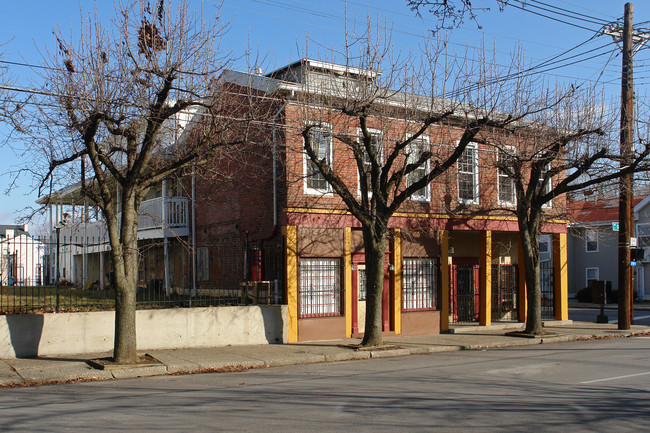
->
[58, 196, 189, 241]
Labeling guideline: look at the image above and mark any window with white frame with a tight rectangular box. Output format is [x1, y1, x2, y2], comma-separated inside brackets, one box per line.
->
[304, 124, 333, 194]
[406, 136, 431, 201]
[299, 258, 341, 317]
[497, 147, 515, 205]
[540, 162, 553, 208]
[358, 128, 383, 196]
[637, 223, 650, 260]
[585, 228, 598, 252]
[458, 143, 479, 204]
[586, 267, 599, 288]
[402, 258, 438, 311]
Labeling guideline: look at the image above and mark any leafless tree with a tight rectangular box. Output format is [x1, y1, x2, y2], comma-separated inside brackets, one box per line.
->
[485, 85, 650, 334]
[406, 0, 510, 30]
[25, 0, 248, 364]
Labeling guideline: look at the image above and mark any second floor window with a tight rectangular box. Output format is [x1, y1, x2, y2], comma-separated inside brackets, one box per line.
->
[539, 162, 553, 208]
[358, 128, 383, 196]
[304, 125, 333, 194]
[497, 148, 515, 205]
[458, 143, 479, 204]
[585, 228, 598, 252]
[407, 136, 431, 201]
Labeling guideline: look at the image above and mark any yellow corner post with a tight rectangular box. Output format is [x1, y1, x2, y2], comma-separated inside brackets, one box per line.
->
[479, 230, 492, 326]
[392, 229, 402, 335]
[553, 232, 569, 321]
[518, 238, 527, 323]
[345, 227, 353, 338]
[283, 225, 298, 343]
[440, 230, 450, 332]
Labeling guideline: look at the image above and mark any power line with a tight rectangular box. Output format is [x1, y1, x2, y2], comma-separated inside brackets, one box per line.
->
[523, 0, 611, 27]
[508, 1, 602, 33]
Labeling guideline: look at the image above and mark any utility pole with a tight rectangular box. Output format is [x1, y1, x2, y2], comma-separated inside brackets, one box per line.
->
[604, 3, 650, 329]
[618, 2, 634, 330]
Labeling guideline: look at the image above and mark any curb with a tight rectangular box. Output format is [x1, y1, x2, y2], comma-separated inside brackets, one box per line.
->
[3, 327, 650, 388]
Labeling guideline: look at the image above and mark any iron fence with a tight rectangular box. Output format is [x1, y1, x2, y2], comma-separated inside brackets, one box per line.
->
[0, 231, 285, 314]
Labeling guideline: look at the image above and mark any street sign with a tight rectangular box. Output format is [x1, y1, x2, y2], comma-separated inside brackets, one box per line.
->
[613, 222, 619, 231]
[631, 237, 637, 247]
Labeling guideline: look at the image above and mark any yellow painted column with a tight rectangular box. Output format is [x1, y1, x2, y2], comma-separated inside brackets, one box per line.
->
[344, 227, 353, 338]
[392, 229, 402, 335]
[518, 238, 527, 323]
[283, 225, 298, 343]
[553, 232, 569, 321]
[440, 230, 450, 332]
[479, 230, 492, 326]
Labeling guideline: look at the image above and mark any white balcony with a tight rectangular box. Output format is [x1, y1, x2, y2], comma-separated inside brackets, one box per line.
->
[58, 196, 190, 250]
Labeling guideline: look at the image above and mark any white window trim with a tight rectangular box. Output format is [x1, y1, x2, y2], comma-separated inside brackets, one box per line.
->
[303, 122, 334, 196]
[406, 134, 431, 202]
[497, 146, 515, 206]
[585, 228, 599, 253]
[585, 267, 599, 288]
[357, 127, 383, 198]
[457, 142, 479, 205]
[541, 162, 552, 209]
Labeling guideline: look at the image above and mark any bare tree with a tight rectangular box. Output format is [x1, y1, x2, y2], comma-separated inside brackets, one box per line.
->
[296, 24, 582, 346]
[26, 0, 246, 364]
[406, 0, 510, 30]
[487, 87, 650, 334]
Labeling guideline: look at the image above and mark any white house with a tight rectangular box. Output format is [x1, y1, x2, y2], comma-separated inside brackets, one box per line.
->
[0, 225, 46, 286]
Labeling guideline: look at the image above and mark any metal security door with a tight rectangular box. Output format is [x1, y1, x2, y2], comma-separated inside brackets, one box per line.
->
[450, 260, 479, 323]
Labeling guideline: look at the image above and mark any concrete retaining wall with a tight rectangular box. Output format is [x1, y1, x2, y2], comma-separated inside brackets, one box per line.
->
[0, 305, 288, 359]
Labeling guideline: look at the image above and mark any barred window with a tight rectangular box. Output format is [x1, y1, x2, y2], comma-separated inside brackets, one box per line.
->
[402, 258, 438, 311]
[299, 258, 341, 317]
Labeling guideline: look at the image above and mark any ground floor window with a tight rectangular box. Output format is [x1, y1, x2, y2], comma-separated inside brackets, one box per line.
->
[402, 257, 438, 311]
[299, 258, 341, 317]
[586, 267, 599, 288]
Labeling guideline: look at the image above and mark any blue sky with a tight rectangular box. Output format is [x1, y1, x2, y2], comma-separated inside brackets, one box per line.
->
[1, 0, 649, 227]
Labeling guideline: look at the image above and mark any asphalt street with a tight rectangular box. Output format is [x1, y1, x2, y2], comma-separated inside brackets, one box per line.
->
[0, 337, 648, 432]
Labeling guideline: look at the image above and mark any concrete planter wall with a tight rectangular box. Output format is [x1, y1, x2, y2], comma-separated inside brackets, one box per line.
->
[0, 305, 288, 359]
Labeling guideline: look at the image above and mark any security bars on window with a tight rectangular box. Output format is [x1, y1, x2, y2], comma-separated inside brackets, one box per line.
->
[402, 258, 438, 311]
[299, 258, 341, 317]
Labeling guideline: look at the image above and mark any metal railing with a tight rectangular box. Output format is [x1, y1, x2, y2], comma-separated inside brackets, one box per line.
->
[0, 232, 286, 314]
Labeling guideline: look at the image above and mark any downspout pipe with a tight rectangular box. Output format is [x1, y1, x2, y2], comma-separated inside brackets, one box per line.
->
[271, 99, 289, 229]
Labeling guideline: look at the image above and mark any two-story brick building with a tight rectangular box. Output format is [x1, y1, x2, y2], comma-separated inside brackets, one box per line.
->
[194, 59, 570, 342]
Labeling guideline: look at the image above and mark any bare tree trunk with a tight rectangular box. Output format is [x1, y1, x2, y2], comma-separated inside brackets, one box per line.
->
[112, 191, 140, 364]
[519, 222, 543, 335]
[361, 225, 388, 347]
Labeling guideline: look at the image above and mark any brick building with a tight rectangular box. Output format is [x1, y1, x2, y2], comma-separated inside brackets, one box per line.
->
[195, 59, 570, 342]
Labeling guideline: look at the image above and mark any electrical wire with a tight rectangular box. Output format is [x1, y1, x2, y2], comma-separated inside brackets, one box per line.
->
[508, 1, 602, 33]
[524, 0, 612, 26]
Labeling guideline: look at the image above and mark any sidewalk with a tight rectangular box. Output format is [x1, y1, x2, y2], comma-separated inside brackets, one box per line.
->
[1, 321, 649, 387]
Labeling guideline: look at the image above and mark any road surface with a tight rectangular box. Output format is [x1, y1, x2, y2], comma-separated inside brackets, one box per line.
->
[0, 337, 648, 432]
